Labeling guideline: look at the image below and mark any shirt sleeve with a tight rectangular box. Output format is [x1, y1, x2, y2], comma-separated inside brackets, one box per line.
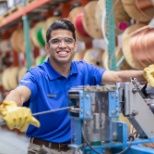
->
[19, 69, 38, 101]
[88, 64, 106, 85]
[81, 61, 106, 85]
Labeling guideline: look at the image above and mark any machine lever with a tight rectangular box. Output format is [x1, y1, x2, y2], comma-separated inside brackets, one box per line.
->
[0, 106, 73, 126]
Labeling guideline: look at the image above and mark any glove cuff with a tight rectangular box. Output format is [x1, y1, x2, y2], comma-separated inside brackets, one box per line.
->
[2, 100, 17, 106]
[0, 100, 17, 115]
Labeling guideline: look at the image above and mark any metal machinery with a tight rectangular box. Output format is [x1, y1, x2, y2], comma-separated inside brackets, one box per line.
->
[68, 78, 154, 154]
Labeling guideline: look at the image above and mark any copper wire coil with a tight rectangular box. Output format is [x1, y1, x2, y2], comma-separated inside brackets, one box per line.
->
[122, 23, 154, 70]
[130, 27, 154, 69]
[122, 0, 154, 22]
[122, 23, 145, 70]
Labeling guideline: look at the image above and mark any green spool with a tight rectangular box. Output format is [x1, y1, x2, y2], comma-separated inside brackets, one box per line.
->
[36, 27, 45, 47]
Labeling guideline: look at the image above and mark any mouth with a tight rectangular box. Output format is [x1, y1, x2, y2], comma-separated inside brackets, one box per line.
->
[57, 51, 69, 57]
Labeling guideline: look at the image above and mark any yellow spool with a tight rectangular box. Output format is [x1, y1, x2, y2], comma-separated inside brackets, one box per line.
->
[82, 1, 103, 39]
[42, 16, 61, 43]
[122, 0, 154, 22]
[101, 51, 109, 70]
[83, 48, 104, 68]
[31, 22, 46, 48]
[73, 49, 87, 61]
[2, 67, 12, 90]
[17, 66, 27, 83]
[8, 67, 19, 90]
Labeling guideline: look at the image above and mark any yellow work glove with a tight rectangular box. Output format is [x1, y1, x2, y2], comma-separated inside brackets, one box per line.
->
[144, 64, 154, 87]
[0, 100, 40, 132]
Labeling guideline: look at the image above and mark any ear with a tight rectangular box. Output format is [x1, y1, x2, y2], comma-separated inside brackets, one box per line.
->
[74, 42, 78, 52]
[45, 43, 50, 53]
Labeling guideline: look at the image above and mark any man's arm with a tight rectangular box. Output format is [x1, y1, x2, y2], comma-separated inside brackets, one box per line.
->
[4, 85, 31, 106]
[0, 85, 40, 132]
[102, 70, 145, 84]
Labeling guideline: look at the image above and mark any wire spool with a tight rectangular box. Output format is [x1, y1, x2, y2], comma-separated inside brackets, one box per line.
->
[10, 29, 25, 52]
[2, 66, 24, 90]
[82, 1, 103, 39]
[30, 22, 46, 49]
[113, 0, 131, 35]
[83, 48, 104, 68]
[95, 0, 105, 30]
[116, 47, 132, 70]
[10, 30, 20, 52]
[35, 54, 48, 66]
[8, 67, 19, 90]
[0, 39, 12, 52]
[42, 16, 61, 43]
[72, 49, 87, 61]
[17, 66, 26, 83]
[101, 48, 132, 70]
[130, 25, 154, 69]
[2, 67, 12, 90]
[122, 23, 148, 70]
[122, 0, 154, 22]
[101, 51, 109, 70]
[68, 6, 92, 42]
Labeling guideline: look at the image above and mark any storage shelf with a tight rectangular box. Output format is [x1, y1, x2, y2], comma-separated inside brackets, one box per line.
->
[0, 0, 52, 28]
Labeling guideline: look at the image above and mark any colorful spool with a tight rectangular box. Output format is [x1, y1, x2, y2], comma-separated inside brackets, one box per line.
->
[122, 23, 146, 70]
[82, 1, 103, 39]
[10, 29, 25, 52]
[74, 12, 89, 37]
[122, 0, 154, 22]
[31, 22, 46, 48]
[68, 6, 92, 42]
[42, 16, 61, 43]
[73, 49, 87, 61]
[83, 48, 104, 68]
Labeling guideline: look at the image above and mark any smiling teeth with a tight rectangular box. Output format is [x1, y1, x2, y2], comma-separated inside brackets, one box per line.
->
[58, 52, 67, 55]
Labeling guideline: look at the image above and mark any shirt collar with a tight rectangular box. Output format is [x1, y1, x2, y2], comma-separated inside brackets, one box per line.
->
[44, 59, 78, 80]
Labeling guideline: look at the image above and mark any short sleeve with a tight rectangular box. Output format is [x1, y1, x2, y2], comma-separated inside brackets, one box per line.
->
[19, 70, 38, 101]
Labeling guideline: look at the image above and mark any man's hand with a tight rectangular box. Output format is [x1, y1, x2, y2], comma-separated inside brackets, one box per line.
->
[0, 100, 40, 132]
[144, 64, 154, 87]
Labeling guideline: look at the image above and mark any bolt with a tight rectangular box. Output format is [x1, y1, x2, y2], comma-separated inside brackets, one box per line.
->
[132, 110, 138, 116]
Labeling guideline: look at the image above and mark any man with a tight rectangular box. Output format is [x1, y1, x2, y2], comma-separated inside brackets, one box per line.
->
[0, 19, 145, 154]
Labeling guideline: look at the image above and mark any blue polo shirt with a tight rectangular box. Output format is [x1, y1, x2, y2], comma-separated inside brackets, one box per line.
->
[19, 60, 105, 143]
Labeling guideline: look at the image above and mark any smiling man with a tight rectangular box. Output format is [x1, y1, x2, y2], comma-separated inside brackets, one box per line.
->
[0, 19, 145, 154]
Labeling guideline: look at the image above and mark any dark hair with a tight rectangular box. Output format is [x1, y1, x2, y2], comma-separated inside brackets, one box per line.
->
[46, 19, 76, 43]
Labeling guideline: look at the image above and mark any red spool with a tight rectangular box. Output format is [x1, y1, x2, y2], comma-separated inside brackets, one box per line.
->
[75, 12, 89, 37]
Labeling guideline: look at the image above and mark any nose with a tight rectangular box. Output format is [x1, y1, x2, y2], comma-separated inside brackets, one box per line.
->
[58, 39, 67, 47]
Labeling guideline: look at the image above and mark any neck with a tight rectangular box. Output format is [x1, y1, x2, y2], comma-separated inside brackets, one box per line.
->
[49, 58, 71, 77]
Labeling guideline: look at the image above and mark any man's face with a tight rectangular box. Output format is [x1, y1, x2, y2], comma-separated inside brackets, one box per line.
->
[46, 29, 77, 65]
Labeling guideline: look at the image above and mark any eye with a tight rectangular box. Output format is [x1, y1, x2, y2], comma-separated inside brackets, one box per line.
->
[51, 39, 61, 44]
[64, 38, 74, 44]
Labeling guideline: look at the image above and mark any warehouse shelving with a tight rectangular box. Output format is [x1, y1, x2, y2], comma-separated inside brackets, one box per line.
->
[0, 0, 116, 70]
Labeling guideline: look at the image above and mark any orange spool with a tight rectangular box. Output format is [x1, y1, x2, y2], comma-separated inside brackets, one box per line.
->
[122, 0, 154, 22]
[122, 23, 146, 70]
[130, 26, 154, 69]
[10, 29, 25, 52]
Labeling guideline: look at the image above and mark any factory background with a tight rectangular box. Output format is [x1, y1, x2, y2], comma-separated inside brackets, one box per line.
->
[0, 0, 154, 153]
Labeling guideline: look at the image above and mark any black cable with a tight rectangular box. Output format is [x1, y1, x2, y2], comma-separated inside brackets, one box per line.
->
[115, 136, 133, 154]
[82, 126, 102, 154]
